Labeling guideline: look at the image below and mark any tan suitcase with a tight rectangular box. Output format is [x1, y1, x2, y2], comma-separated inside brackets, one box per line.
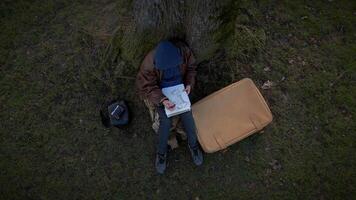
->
[192, 78, 273, 153]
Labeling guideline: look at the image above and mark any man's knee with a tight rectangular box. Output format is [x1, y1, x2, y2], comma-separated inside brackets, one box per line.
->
[160, 115, 172, 127]
[180, 110, 193, 120]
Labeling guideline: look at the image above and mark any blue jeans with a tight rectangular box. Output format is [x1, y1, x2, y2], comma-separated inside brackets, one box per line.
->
[156, 106, 199, 154]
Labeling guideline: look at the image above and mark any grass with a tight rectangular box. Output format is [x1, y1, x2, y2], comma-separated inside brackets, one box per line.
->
[0, 0, 355, 199]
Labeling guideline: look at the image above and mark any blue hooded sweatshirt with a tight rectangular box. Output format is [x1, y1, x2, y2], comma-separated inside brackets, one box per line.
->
[154, 41, 183, 88]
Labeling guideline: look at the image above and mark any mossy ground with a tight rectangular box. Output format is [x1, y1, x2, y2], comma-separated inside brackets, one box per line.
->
[0, 0, 355, 199]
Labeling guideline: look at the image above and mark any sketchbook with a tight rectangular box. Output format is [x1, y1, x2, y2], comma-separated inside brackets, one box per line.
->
[161, 84, 191, 118]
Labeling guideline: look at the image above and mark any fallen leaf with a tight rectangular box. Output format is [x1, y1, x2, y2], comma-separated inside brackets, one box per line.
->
[262, 80, 275, 90]
[263, 66, 271, 72]
[222, 148, 229, 153]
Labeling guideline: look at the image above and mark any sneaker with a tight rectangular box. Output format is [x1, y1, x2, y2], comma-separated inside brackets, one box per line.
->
[155, 153, 167, 174]
[189, 145, 203, 166]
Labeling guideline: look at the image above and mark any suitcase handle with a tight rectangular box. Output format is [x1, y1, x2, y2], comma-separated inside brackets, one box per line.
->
[249, 114, 263, 131]
[213, 134, 227, 150]
[213, 115, 262, 150]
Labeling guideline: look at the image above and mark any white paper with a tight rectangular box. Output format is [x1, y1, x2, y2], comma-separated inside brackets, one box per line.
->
[161, 84, 191, 118]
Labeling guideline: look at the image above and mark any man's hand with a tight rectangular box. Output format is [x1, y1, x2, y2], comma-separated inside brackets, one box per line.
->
[162, 100, 175, 111]
[184, 85, 191, 95]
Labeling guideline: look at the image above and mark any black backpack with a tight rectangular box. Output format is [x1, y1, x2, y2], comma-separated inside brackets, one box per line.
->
[100, 100, 130, 128]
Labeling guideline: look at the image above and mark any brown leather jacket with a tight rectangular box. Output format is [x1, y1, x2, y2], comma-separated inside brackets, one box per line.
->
[136, 42, 197, 106]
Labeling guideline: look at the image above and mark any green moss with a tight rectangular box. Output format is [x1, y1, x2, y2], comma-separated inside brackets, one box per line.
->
[215, 0, 267, 62]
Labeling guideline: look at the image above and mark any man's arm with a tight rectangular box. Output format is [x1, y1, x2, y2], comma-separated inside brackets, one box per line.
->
[136, 65, 167, 106]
